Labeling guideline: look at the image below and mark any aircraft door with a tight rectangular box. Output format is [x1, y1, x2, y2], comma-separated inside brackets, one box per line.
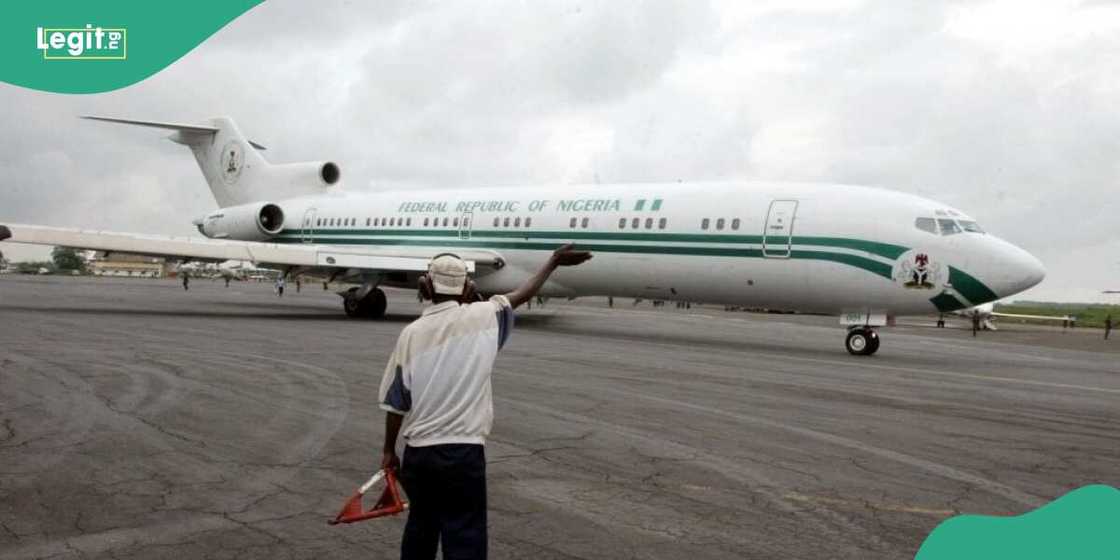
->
[459, 211, 473, 240]
[301, 208, 317, 244]
[762, 200, 798, 258]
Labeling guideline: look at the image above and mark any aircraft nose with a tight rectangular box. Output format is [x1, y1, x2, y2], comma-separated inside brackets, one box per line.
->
[989, 241, 1046, 297]
[1018, 250, 1046, 291]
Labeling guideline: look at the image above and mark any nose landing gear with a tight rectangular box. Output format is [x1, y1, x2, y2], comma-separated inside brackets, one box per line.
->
[845, 327, 880, 356]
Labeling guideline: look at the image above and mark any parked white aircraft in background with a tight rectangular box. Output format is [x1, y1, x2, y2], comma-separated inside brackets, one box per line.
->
[0, 116, 1046, 355]
[946, 302, 1072, 331]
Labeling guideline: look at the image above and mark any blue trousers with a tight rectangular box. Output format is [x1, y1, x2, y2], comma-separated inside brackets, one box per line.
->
[399, 444, 487, 560]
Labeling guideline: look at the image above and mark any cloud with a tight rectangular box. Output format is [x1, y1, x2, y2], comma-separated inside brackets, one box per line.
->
[2, 0, 1120, 300]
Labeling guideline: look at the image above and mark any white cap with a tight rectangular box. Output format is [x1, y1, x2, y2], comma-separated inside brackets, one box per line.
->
[428, 254, 468, 295]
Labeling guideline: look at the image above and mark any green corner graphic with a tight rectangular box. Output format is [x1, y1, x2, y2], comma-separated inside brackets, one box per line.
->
[916, 485, 1120, 560]
[1, 1, 263, 94]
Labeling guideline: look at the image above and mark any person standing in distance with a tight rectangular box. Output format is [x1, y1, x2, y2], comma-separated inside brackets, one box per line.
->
[379, 244, 592, 560]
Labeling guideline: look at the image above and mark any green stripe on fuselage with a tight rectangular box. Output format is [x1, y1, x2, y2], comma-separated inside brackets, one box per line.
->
[273, 234, 894, 279]
[930, 292, 969, 312]
[948, 266, 999, 306]
[280, 228, 908, 260]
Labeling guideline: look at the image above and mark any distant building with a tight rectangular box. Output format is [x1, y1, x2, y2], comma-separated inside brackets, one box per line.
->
[88, 252, 166, 278]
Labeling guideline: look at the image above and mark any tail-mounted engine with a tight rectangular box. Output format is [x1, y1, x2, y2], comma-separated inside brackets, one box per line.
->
[195, 202, 285, 241]
[270, 161, 341, 189]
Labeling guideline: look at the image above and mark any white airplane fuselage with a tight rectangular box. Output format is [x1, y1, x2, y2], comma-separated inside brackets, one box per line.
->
[2, 116, 1047, 355]
[251, 181, 1044, 318]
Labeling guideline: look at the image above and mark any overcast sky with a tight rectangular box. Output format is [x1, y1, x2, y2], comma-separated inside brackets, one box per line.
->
[2, 0, 1119, 302]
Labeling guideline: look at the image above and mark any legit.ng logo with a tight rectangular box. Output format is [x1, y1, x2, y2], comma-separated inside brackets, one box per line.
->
[36, 25, 127, 60]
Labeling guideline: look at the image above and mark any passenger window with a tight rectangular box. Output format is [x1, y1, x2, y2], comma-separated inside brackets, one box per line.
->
[581, 217, 589, 228]
[424, 218, 430, 227]
[701, 218, 710, 230]
[389, 218, 395, 227]
[493, 217, 499, 227]
[658, 217, 667, 229]
[937, 218, 961, 235]
[366, 218, 371, 226]
[504, 217, 510, 227]
[914, 218, 937, 235]
[453, 217, 459, 227]
[316, 219, 321, 226]
[570, 217, 577, 228]
[407, 218, 412, 227]
[959, 220, 984, 233]
[632, 217, 640, 229]
[514, 217, 521, 227]
[443, 217, 449, 227]
[525, 217, 532, 227]
[463, 218, 469, 228]
[731, 218, 740, 230]
[619, 218, 627, 229]
[645, 217, 653, 229]
[716, 218, 725, 231]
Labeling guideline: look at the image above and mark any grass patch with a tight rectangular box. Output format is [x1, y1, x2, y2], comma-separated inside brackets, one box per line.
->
[997, 302, 1120, 329]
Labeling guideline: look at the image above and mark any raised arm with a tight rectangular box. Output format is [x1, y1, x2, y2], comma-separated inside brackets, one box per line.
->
[504, 244, 592, 309]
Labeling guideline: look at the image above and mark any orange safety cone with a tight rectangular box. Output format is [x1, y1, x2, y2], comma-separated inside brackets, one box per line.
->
[328, 468, 409, 525]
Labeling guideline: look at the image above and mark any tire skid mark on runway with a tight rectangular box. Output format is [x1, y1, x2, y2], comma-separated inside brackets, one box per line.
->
[0, 320, 353, 555]
[782, 492, 956, 517]
[497, 397, 897, 556]
[506, 371, 1045, 509]
[10, 317, 354, 468]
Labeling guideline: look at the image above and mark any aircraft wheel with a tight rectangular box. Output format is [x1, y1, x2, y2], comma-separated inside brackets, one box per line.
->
[845, 328, 879, 356]
[866, 332, 880, 355]
[364, 288, 387, 319]
[343, 288, 363, 317]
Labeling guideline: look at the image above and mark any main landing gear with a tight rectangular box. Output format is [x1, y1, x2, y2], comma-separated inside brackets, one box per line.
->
[344, 286, 387, 319]
[845, 326, 880, 356]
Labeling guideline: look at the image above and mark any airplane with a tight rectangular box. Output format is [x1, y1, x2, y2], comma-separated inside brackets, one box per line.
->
[941, 302, 1072, 331]
[0, 116, 1046, 355]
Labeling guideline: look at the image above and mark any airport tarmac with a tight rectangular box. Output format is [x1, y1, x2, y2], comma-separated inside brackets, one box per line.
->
[1, 275, 1117, 559]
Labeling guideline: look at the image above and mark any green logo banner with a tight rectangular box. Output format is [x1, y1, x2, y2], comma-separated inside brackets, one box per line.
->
[916, 485, 1119, 559]
[1, 0, 263, 94]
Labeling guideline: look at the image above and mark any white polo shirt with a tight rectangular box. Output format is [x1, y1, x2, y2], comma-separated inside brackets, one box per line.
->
[378, 295, 515, 449]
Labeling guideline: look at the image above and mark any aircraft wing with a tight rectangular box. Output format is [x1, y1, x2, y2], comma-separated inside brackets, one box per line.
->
[0, 223, 502, 273]
[989, 312, 1072, 322]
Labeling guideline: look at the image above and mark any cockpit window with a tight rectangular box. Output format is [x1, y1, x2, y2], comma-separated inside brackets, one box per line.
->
[958, 220, 984, 233]
[915, 217, 937, 235]
[937, 218, 962, 235]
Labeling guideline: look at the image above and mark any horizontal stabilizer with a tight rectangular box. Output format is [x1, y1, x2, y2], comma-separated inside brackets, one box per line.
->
[81, 115, 219, 135]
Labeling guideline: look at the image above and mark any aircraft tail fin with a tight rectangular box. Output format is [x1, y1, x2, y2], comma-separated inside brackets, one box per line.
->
[82, 116, 340, 208]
